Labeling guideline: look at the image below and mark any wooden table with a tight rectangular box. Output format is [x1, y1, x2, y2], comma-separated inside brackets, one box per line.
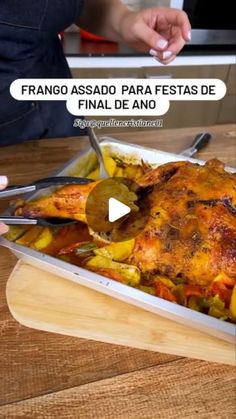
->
[0, 124, 235, 418]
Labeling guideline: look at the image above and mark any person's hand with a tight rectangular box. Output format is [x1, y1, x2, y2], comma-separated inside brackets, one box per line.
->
[0, 176, 9, 235]
[119, 7, 191, 64]
[78, 3, 190, 64]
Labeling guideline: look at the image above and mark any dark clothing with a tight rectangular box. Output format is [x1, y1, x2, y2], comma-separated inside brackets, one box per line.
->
[0, 0, 85, 146]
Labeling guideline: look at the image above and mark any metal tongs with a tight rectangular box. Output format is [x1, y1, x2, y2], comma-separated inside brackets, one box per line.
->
[0, 126, 107, 227]
[0, 131, 211, 226]
[0, 176, 93, 226]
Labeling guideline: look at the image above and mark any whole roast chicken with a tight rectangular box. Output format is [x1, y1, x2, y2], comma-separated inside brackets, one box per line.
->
[15, 159, 236, 287]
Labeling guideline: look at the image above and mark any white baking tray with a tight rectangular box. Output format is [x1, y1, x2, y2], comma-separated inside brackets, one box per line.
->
[1, 138, 235, 344]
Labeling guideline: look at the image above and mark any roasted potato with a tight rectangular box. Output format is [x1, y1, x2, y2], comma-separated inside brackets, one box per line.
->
[94, 239, 134, 262]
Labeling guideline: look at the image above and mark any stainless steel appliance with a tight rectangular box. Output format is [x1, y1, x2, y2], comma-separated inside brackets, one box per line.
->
[171, 0, 236, 45]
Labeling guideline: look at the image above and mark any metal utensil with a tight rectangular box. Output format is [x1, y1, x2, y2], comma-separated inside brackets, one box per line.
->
[180, 133, 211, 157]
[0, 176, 94, 227]
[0, 133, 211, 226]
[87, 127, 109, 179]
[0, 216, 78, 227]
[0, 176, 93, 199]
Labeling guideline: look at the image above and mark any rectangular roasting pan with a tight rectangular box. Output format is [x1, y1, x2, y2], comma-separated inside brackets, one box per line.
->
[1, 138, 235, 344]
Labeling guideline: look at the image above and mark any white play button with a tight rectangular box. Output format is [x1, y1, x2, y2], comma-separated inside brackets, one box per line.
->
[108, 197, 131, 223]
[86, 177, 150, 241]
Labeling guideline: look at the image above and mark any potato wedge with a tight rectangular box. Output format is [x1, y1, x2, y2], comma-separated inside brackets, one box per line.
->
[87, 168, 99, 180]
[5, 225, 29, 242]
[16, 226, 53, 251]
[94, 239, 134, 262]
[87, 154, 117, 179]
[104, 154, 117, 176]
[229, 285, 236, 318]
[16, 226, 43, 247]
[32, 227, 53, 250]
[114, 167, 124, 177]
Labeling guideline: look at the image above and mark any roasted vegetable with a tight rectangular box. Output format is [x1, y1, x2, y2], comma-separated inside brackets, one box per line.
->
[5, 225, 28, 242]
[198, 295, 225, 310]
[114, 167, 124, 177]
[208, 306, 228, 321]
[229, 285, 236, 318]
[33, 228, 53, 250]
[75, 242, 98, 256]
[87, 168, 99, 180]
[87, 153, 117, 179]
[182, 285, 203, 298]
[188, 296, 202, 312]
[104, 154, 117, 177]
[16, 226, 43, 247]
[210, 281, 232, 307]
[16, 226, 53, 250]
[58, 241, 97, 256]
[172, 285, 187, 306]
[9, 156, 236, 324]
[86, 255, 141, 286]
[139, 285, 156, 295]
[94, 239, 134, 262]
[155, 281, 177, 303]
[153, 275, 175, 288]
[212, 273, 236, 286]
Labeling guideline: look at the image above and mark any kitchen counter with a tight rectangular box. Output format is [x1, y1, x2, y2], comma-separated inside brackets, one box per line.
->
[63, 33, 236, 68]
[0, 124, 235, 418]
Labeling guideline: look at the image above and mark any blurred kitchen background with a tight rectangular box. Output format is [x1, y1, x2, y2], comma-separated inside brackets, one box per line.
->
[62, 0, 236, 132]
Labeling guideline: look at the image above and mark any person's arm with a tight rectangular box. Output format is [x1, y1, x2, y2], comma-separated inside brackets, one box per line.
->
[77, 1, 191, 64]
[0, 176, 9, 235]
[78, 0, 128, 42]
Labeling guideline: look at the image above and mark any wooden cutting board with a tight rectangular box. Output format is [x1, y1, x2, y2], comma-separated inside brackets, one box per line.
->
[6, 261, 236, 365]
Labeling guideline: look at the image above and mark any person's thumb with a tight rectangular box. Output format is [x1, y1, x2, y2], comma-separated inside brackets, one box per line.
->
[0, 223, 9, 234]
[0, 176, 8, 190]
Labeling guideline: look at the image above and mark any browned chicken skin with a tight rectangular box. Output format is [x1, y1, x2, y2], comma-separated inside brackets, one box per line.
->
[16, 159, 236, 287]
[131, 159, 236, 286]
[16, 182, 98, 224]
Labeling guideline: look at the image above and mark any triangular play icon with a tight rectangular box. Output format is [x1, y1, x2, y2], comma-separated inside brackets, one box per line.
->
[108, 197, 131, 223]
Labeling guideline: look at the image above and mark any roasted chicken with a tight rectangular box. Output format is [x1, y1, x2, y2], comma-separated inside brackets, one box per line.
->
[131, 159, 236, 286]
[15, 159, 236, 289]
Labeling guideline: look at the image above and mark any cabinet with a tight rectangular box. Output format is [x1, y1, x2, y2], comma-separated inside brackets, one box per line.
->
[142, 64, 232, 128]
[217, 64, 236, 124]
[71, 64, 235, 132]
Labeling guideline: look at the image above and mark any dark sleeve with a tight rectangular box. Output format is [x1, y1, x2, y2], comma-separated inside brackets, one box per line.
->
[42, 0, 85, 33]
